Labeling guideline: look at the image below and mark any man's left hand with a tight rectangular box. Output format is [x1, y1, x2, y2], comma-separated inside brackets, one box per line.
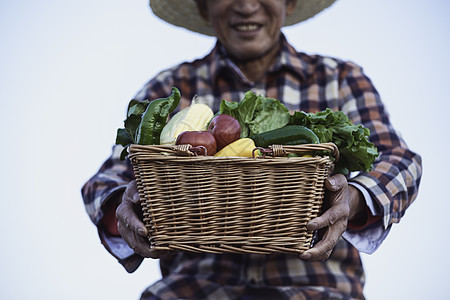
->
[300, 174, 352, 261]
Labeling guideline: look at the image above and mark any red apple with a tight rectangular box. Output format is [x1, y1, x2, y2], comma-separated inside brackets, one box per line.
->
[175, 131, 217, 156]
[208, 114, 241, 150]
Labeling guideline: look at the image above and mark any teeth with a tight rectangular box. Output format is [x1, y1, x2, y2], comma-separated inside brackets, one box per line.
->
[235, 24, 259, 32]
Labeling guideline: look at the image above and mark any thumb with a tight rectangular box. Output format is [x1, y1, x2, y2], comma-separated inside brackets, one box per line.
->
[132, 190, 140, 204]
[325, 174, 347, 192]
[124, 180, 141, 204]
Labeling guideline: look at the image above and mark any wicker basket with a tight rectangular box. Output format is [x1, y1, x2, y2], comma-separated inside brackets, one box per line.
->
[128, 143, 338, 255]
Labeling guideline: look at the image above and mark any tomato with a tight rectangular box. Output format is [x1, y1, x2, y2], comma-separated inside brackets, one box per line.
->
[175, 131, 217, 156]
[208, 114, 241, 150]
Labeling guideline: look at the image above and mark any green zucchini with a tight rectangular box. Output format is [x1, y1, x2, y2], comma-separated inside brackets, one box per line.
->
[250, 125, 319, 147]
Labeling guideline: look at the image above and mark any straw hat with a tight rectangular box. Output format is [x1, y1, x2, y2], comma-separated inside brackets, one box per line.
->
[149, 0, 337, 36]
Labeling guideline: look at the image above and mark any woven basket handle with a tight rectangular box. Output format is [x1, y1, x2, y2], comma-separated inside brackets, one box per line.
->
[128, 144, 207, 157]
[254, 143, 339, 161]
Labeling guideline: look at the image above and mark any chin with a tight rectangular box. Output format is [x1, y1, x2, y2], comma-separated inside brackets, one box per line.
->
[238, 37, 278, 60]
[231, 45, 270, 61]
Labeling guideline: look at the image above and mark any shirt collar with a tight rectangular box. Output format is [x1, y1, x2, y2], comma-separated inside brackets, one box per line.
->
[209, 42, 251, 85]
[272, 34, 309, 81]
[208, 34, 308, 84]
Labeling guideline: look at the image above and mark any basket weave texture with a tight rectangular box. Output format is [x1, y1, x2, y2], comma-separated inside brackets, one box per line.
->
[128, 143, 338, 255]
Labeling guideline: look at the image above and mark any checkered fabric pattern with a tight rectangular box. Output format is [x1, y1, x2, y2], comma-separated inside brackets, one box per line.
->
[81, 35, 422, 300]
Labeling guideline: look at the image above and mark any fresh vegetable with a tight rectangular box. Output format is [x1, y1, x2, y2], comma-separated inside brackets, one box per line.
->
[115, 87, 378, 175]
[214, 138, 256, 157]
[250, 125, 319, 148]
[136, 87, 181, 145]
[208, 114, 241, 150]
[290, 108, 378, 174]
[115, 87, 181, 159]
[160, 103, 214, 145]
[176, 131, 217, 156]
[218, 91, 291, 138]
[116, 99, 150, 148]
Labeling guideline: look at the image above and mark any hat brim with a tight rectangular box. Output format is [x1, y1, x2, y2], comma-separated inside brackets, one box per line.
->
[150, 0, 337, 36]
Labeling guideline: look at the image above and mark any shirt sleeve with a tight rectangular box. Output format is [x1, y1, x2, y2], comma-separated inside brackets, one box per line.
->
[338, 61, 422, 251]
[81, 145, 143, 272]
[343, 181, 390, 254]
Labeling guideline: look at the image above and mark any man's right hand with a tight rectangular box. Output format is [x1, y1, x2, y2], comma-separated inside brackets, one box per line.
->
[116, 180, 172, 259]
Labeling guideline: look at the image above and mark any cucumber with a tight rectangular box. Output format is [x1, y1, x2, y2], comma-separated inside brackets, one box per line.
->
[250, 125, 319, 147]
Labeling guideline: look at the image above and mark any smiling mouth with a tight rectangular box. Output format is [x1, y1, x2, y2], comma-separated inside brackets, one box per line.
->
[234, 23, 261, 32]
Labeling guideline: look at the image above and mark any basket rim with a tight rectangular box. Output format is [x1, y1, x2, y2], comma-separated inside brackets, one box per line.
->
[128, 142, 339, 162]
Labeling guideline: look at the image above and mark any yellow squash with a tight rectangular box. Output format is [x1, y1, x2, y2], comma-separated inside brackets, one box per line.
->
[214, 138, 256, 157]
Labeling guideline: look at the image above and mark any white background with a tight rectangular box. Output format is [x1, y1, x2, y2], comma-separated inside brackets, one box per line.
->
[1, 0, 449, 299]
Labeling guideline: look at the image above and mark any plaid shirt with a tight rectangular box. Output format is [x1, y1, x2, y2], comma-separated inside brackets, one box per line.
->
[82, 35, 422, 299]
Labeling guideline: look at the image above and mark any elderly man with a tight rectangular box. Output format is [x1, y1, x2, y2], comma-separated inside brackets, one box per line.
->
[82, 0, 422, 299]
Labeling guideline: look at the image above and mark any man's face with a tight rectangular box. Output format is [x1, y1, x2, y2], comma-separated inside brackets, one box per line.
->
[200, 0, 296, 61]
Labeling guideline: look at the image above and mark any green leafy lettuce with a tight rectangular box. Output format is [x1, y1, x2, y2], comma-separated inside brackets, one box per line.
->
[218, 91, 291, 137]
[290, 108, 378, 175]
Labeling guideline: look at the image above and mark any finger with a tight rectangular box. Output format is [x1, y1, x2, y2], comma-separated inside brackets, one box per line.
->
[124, 180, 140, 204]
[307, 203, 348, 231]
[308, 176, 349, 231]
[117, 220, 174, 259]
[133, 238, 155, 258]
[325, 173, 347, 192]
[116, 199, 148, 236]
[117, 221, 155, 258]
[300, 223, 344, 261]
[147, 249, 178, 260]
